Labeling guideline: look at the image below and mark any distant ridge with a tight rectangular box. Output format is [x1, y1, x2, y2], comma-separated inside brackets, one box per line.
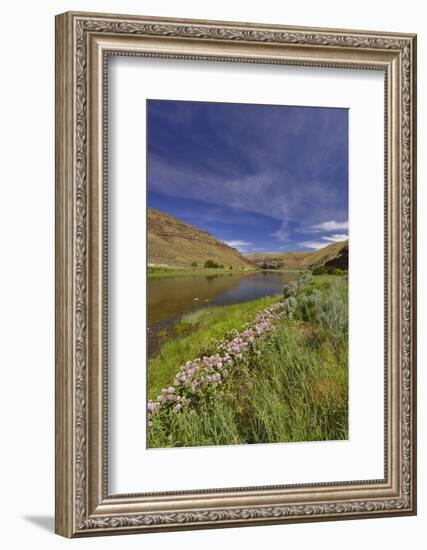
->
[246, 240, 348, 270]
[148, 208, 253, 269]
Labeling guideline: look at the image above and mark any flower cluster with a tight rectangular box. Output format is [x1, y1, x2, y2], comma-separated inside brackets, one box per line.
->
[147, 300, 288, 426]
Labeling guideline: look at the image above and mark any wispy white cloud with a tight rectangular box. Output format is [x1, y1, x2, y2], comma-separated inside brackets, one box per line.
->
[149, 151, 346, 228]
[225, 240, 252, 252]
[272, 221, 290, 242]
[148, 101, 348, 252]
[309, 220, 348, 232]
[299, 231, 348, 250]
[322, 233, 348, 242]
[299, 241, 331, 250]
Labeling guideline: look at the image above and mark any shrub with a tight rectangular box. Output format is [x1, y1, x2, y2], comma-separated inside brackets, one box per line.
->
[296, 288, 347, 338]
[191, 262, 198, 268]
[329, 267, 346, 276]
[318, 291, 348, 334]
[298, 271, 312, 285]
[283, 280, 299, 300]
[204, 259, 223, 269]
[312, 266, 326, 276]
[297, 289, 323, 322]
[312, 265, 347, 276]
[288, 280, 299, 296]
[283, 296, 297, 319]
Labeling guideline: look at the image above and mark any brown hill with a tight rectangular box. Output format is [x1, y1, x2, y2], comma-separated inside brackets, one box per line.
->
[246, 240, 348, 270]
[148, 208, 253, 269]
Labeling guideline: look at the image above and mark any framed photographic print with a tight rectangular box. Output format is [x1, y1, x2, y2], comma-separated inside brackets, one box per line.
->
[55, 11, 417, 537]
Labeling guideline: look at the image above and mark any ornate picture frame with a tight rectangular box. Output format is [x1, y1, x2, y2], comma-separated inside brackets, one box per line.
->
[55, 11, 417, 537]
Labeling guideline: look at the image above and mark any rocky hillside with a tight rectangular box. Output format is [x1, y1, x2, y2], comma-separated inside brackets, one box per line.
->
[148, 208, 253, 269]
[246, 240, 348, 271]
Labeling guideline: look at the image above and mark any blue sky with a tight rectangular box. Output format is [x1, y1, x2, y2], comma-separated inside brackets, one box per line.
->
[147, 99, 348, 254]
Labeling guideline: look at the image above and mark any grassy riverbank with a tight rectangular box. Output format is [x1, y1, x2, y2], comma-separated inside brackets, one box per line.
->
[148, 273, 348, 447]
[148, 266, 257, 279]
[148, 294, 279, 399]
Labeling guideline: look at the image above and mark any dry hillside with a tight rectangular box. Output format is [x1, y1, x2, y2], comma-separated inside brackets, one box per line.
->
[246, 240, 348, 270]
[148, 208, 253, 269]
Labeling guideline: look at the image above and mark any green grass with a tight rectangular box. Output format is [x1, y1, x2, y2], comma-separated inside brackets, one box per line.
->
[243, 320, 348, 444]
[300, 273, 348, 304]
[148, 274, 349, 448]
[148, 294, 279, 399]
[148, 266, 257, 279]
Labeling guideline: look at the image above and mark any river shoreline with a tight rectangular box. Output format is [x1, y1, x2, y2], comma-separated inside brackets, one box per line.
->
[148, 270, 300, 357]
[148, 294, 281, 399]
[147, 273, 349, 448]
[148, 266, 257, 279]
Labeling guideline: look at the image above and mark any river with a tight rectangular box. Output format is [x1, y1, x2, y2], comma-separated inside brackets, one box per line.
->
[148, 270, 299, 356]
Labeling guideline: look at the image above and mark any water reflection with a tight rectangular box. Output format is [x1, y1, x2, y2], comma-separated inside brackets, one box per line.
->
[148, 271, 299, 356]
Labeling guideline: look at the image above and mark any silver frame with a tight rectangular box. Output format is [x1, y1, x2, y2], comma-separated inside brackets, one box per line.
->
[55, 11, 417, 537]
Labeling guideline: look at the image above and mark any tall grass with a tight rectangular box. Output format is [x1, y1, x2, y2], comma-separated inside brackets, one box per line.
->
[148, 274, 348, 448]
[244, 320, 348, 444]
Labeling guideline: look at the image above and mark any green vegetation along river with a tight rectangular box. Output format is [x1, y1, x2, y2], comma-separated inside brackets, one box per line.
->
[147, 273, 349, 447]
[148, 271, 300, 356]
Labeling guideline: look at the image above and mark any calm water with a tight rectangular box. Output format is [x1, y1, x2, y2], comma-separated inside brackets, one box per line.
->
[148, 271, 299, 356]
